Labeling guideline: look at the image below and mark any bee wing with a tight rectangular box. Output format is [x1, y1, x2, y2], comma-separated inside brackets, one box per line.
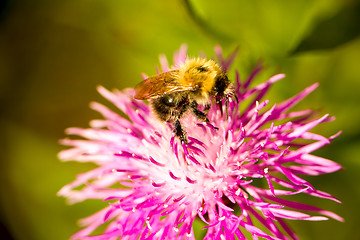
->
[134, 70, 189, 99]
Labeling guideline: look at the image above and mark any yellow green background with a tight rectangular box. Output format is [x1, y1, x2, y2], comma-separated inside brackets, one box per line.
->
[1, 0, 359, 239]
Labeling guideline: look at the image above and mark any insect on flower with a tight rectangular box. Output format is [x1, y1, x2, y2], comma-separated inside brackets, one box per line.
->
[58, 45, 343, 240]
[134, 58, 234, 144]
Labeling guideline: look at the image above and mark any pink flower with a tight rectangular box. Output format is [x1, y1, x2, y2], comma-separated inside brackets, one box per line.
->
[58, 45, 343, 240]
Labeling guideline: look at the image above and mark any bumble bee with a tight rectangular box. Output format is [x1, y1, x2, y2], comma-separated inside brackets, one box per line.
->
[134, 58, 233, 144]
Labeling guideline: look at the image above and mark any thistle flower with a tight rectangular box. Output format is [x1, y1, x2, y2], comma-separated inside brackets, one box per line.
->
[58, 45, 343, 240]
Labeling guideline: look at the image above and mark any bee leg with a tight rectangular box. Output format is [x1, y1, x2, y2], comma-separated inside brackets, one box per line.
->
[178, 100, 190, 118]
[190, 101, 209, 123]
[217, 99, 223, 116]
[224, 97, 229, 119]
[203, 104, 211, 113]
[174, 118, 188, 144]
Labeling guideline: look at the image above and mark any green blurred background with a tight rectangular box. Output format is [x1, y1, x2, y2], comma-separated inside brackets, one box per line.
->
[1, 0, 359, 239]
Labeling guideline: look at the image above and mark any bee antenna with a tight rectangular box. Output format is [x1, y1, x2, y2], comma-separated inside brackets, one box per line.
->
[234, 94, 239, 103]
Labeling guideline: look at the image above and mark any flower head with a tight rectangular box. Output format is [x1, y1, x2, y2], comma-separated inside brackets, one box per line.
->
[58, 45, 342, 240]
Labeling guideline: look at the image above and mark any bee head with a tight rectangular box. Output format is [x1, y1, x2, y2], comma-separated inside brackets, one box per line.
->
[213, 73, 236, 118]
[212, 72, 231, 99]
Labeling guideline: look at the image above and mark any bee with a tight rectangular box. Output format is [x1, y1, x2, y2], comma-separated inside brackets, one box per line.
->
[134, 58, 233, 144]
